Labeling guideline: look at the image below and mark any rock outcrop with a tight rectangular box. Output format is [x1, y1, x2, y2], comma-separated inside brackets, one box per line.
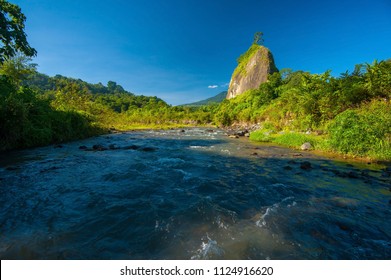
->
[226, 44, 278, 99]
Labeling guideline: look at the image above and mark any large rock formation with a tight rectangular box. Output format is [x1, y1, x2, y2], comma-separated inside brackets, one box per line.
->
[226, 44, 278, 99]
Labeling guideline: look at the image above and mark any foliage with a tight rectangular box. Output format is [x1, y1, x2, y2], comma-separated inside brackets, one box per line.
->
[233, 44, 261, 77]
[0, 76, 103, 151]
[217, 59, 391, 160]
[272, 132, 322, 149]
[327, 100, 391, 159]
[0, 0, 37, 62]
[253, 31, 264, 45]
[0, 54, 37, 86]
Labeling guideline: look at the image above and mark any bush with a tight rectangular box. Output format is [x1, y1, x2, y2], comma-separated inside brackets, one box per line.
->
[273, 132, 320, 149]
[328, 100, 391, 159]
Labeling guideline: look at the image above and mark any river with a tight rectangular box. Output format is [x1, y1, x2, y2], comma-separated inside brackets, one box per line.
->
[0, 128, 390, 259]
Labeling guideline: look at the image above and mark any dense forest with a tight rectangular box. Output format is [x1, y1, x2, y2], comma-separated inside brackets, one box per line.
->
[0, 63, 216, 151]
[0, 0, 390, 160]
[214, 57, 391, 160]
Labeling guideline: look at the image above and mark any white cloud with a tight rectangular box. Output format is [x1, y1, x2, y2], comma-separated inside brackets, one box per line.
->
[220, 82, 230, 88]
[208, 85, 218, 89]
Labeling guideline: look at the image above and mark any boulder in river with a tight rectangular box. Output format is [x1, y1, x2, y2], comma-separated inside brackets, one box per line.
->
[300, 161, 312, 170]
[109, 144, 120, 150]
[123, 145, 139, 150]
[92, 144, 107, 151]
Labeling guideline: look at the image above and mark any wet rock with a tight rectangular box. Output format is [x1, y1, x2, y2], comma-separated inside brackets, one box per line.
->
[108, 144, 120, 150]
[206, 129, 214, 133]
[300, 142, 312, 151]
[251, 152, 258, 156]
[228, 135, 239, 139]
[123, 145, 139, 150]
[381, 167, 391, 177]
[331, 169, 343, 177]
[300, 161, 312, 170]
[287, 160, 297, 165]
[142, 147, 157, 152]
[336, 222, 352, 232]
[79, 145, 88, 150]
[40, 166, 60, 173]
[54, 144, 64, 148]
[347, 171, 359, 179]
[283, 166, 293, 170]
[92, 144, 107, 151]
[6, 166, 19, 171]
[244, 133, 250, 137]
[293, 153, 303, 157]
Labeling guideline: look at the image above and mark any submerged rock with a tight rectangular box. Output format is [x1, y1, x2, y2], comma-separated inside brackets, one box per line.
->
[300, 161, 312, 170]
[108, 144, 120, 150]
[142, 147, 157, 152]
[123, 145, 139, 150]
[79, 145, 88, 150]
[92, 144, 107, 151]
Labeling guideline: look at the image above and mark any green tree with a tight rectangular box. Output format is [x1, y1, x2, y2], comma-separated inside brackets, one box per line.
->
[0, 53, 37, 86]
[253, 31, 264, 45]
[0, 0, 37, 62]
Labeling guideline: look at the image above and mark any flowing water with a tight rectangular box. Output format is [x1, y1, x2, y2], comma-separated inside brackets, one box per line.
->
[0, 128, 390, 259]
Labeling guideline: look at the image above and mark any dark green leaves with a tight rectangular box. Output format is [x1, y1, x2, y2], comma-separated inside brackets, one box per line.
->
[0, 0, 37, 62]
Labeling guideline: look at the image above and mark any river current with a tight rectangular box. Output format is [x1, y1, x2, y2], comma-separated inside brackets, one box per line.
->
[0, 128, 390, 259]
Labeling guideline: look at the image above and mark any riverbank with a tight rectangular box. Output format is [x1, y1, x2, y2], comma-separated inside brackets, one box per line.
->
[220, 122, 391, 164]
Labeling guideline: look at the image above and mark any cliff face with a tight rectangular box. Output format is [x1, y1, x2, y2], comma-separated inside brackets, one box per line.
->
[226, 45, 278, 99]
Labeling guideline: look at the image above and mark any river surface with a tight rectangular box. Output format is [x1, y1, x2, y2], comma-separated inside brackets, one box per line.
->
[0, 128, 390, 259]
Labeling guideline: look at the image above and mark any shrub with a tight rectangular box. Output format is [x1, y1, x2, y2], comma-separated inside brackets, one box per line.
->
[328, 100, 391, 159]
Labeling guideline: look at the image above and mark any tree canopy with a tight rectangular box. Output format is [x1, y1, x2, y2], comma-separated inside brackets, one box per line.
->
[253, 31, 264, 45]
[0, 0, 37, 62]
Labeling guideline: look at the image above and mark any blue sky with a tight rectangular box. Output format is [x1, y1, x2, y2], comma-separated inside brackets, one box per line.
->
[13, 0, 391, 105]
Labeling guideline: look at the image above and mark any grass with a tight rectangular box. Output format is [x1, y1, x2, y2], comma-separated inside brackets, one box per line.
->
[250, 130, 327, 150]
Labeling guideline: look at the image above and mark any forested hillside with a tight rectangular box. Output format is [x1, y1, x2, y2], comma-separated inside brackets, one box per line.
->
[0, 66, 216, 151]
[214, 56, 391, 160]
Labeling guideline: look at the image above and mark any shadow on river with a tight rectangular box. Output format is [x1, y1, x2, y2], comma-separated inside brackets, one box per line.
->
[0, 128, 390, 259]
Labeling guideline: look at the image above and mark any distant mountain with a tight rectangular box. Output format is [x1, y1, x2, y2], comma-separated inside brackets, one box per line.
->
[182, 91, 227, 106]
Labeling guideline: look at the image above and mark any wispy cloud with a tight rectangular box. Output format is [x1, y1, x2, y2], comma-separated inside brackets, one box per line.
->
[208, 85, 218, 89]
[220, 82, 230, 88]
